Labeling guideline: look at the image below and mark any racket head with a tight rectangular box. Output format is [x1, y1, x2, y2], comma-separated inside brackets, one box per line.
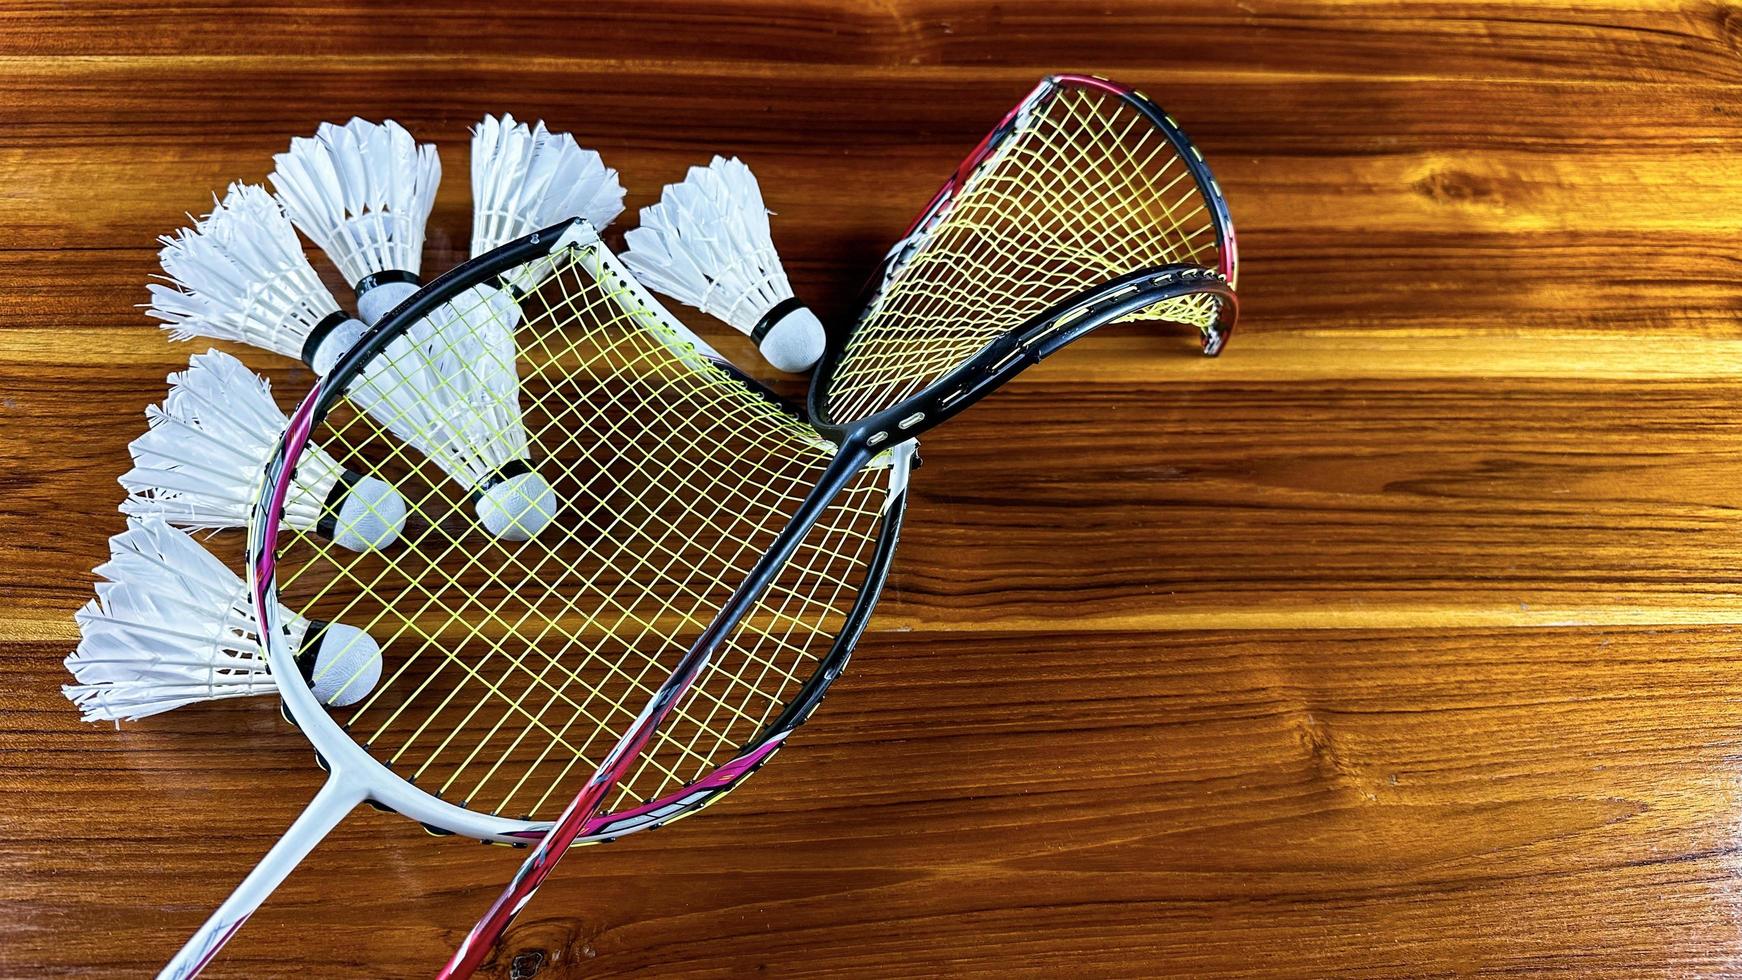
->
[810, 74, 1238, 444]
[249, 220, 910, 845]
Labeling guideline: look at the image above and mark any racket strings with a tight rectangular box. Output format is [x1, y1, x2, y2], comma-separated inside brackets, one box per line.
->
[346, 286, 533, 486]
[825, 83, 1227, 425]
[611, 477, 885, 809]
[273, 244, 891, 821]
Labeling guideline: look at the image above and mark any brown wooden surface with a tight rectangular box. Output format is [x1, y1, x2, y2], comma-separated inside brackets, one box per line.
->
[5, 1, 1742, 976]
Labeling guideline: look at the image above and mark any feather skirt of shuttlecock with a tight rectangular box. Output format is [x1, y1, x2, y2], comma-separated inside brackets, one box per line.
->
[148, 183, 364, 374]
[466, 114, 625, 341]
[271, 118, 440, 324]
[63, 519, 384, 723]
[471, 112, 625, 262]
[345, 298, 556, 539]
[64, 519, 290, 723]
[120, 350, 406, 551]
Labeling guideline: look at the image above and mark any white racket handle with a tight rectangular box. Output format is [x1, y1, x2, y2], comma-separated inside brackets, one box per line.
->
[159, 773, 364, 979]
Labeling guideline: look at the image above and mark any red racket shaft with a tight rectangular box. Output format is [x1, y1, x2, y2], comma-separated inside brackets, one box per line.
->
[437, 693, 681, 978]
[437, 450, 865, 978]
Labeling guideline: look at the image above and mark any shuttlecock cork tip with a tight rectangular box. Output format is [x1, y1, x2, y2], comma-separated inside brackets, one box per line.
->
[477, 469, 558, 541]
[356, 277, 420, 326]
[301, 621, 382, 707]
[306, 315, 369, 377]
[329, 475, 408, 552]
[759, 304, 826, 373]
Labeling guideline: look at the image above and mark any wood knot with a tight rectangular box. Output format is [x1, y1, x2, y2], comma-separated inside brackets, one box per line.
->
[1412, 168, 1503, 207]
[1296, 712, 1365, 793]
[1718, 5, 1742, 59]
[494, 918, 597, 978]
[509, 948, 547, 980]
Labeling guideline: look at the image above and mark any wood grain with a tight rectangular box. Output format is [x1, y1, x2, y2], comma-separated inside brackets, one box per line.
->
[4, 1, 1742, 977]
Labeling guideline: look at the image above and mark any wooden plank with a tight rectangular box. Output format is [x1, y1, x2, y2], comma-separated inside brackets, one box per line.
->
[6, 68, 1742, 343]
[8, 359, 1742, 634]
[7, 626, 1742, 976]
[6, 0, 1742, 976]
[0, 2, 1737, 85]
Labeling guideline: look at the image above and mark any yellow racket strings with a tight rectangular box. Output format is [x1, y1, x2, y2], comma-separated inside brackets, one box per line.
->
[826, 84, 1227, 425]
[277, 244, 890, 821]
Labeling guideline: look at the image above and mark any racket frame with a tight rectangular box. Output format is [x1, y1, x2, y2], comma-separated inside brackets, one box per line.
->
[809, 72, 1239, 440]
[159, 221, 910, 978]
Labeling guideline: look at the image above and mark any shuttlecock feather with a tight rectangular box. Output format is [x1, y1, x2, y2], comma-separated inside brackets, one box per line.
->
[63, 518, 383, 723]
[120, 350, 406, 552]
[147, 182, 368, 377]
[271, 118, 441, 325]
[471, 112, 624, 271]
[348, 297, 556, 540]
[622, 156, 825, 373]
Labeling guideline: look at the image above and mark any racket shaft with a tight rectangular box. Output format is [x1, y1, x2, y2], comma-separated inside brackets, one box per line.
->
[438, 751, 620, 976]
[438, 446, 873, 977]
[160, 775, 362, 979]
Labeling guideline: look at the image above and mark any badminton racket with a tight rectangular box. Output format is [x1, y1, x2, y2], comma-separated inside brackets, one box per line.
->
[160, 220, 913, 977]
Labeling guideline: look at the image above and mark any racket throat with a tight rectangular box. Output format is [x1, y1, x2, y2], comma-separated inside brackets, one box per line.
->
[159, 774, 367, 979]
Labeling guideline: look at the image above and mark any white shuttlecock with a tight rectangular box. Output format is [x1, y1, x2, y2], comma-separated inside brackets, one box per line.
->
[464, 114, 626, 344]
[622, 156, 825, 373]
[271, 118, 441, 326]
[274, 117, 553, 540]
[471, 112, 624, 268]
[62, 518, 383, 724]
[120, 350, 406, 552]
[147, 182, 369, 377]
[348, 298, 557, 541]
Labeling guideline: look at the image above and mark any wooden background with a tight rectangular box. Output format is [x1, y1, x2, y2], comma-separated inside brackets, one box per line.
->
[4, 1, 1742, 976]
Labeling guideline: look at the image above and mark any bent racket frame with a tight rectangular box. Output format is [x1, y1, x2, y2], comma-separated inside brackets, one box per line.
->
[898, 74, 1237, 288]
[817, 73, 1239, 432]
[445, 75, 1239, 974]
[160, 221, 913, 978]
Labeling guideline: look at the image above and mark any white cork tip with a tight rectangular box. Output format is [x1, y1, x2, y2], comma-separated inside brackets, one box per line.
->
[759, 306, 825, 373]
[306, 622, 382, 707]
[357, 279, 420, 325]
[330, 476, 408, 552]
[476, 470, 557, 541]
[308, 317, 369, 376]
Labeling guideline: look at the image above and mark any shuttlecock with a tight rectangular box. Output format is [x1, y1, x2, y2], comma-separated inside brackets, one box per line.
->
[464, 112, 620, 529]
[63, 518, 383, 723]
[120, 350, 406, 552]
[148, 182, 369, 377]
[271, 117, 441, 326]
[622, 156, 825, 373]
[347, 298, 557, 540]
[471, 112, 624, 280]
[270, 117, 554, 539]
[460, 113, 625, 349]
